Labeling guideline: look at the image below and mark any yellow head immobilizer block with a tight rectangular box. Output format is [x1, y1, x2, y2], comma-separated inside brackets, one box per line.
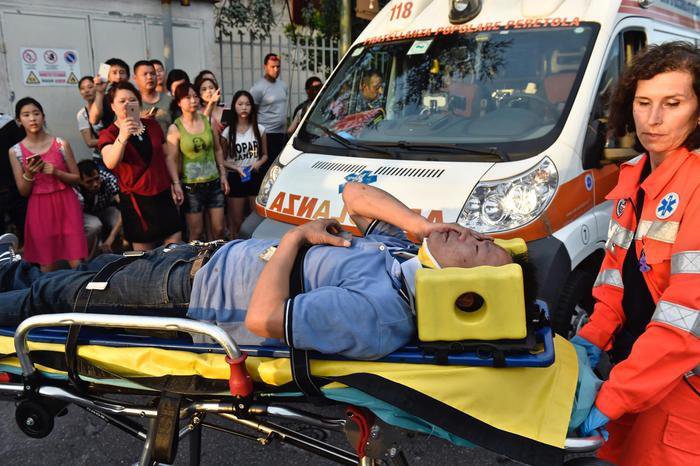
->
[415, 238, 528, 342]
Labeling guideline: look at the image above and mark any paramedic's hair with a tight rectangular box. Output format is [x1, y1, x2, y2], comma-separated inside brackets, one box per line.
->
[105, 58, 130, 78]
[609, 41, 700, 150]
[225, 90, 263, 162]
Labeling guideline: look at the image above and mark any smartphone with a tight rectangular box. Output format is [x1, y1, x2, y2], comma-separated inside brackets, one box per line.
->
[221, 108, 232, 125]
[126, 102, 140, 121]
[26, 154, 42, 165]
[97, 63, 110, 83]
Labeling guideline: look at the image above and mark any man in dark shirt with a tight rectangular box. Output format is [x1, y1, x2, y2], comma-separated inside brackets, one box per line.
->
[75, 160, 122, 258]
[288, 76, 322, 135]
[0, 115, 27, 244]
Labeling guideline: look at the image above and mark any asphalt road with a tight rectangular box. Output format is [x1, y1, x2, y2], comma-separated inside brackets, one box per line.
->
[0, 399, 520, 465]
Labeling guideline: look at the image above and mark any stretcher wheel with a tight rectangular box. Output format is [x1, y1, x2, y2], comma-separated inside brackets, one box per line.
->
[15, 400, 55, 438]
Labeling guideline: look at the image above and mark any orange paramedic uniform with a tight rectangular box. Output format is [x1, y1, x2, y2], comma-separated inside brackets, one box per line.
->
[579, 147, 700, 465]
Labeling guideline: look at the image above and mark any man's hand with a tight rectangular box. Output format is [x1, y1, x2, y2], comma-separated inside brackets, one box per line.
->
[416, 221, 492, 242]
[289, 219, 351, 248]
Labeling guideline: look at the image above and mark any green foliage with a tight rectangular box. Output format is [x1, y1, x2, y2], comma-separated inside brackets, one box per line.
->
[216, 0, 275, 40]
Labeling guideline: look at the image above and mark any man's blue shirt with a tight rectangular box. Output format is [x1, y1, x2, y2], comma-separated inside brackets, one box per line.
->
[187, 221, 415, 359]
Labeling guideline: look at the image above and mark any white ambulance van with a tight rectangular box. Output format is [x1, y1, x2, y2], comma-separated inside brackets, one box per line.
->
[245, 0, 700, 335]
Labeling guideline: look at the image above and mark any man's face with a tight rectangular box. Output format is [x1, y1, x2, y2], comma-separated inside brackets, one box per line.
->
[361, 75, 383, 102]
[81, 171, 102, 194]
[79, 80, 96, 102]
[265, 58, 281, 80]
[426, 230, 512, 268]
[153, 63, 165, 87]
[109, 65, 129, 84]
[134, 65, 156, 93]
[307, 80, 322, 101]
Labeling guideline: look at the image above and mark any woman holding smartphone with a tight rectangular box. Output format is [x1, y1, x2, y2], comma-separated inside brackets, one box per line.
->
[8, 97, 87, 272]
[166, 82, 229, 241]
[222, 90, 268, 238]
[98, 81, 182, 251]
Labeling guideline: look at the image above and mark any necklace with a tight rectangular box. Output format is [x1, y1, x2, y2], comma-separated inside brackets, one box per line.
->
[133, 122, 146, 137]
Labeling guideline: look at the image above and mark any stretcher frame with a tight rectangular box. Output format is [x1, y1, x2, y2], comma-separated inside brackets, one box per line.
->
[0, 313, 602, 465]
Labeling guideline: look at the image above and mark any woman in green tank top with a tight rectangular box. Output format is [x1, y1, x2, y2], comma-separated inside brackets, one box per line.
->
[165, 83, 229, 241]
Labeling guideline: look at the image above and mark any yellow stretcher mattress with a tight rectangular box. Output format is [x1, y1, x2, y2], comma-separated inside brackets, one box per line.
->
[0, 333, 578, 451]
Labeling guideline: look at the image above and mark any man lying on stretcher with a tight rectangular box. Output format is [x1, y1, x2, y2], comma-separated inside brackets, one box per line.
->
[0, 182, 517, 359]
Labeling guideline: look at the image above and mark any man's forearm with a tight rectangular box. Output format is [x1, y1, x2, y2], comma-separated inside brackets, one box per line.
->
[246, 230, 304, 338]
[342, 182, 427, 236]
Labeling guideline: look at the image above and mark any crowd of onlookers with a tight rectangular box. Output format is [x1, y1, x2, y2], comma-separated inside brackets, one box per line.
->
[0, 54, 323, 272]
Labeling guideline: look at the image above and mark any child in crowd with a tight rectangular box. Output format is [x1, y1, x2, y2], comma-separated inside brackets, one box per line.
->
[8, 97, 87, 271]
[166, 82, 229, 241]
[222, 90, 268, 238]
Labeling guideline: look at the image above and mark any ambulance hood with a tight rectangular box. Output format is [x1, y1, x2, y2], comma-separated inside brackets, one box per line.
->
[262, 152, 494, 229]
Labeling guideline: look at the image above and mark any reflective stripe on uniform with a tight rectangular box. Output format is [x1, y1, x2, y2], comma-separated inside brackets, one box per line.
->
[636, 220, 652, 240]
[606, 220, 635, 251]
[671, 251, 700, 275]
[652, 300, 700, 337]
[594, 269, 624, 289]
[647, 221, 679, 243]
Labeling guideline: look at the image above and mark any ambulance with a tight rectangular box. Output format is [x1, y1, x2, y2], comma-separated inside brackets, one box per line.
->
[246, 0, 700, 335]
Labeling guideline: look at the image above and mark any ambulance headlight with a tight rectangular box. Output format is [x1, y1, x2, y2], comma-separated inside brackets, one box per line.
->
[256, 159, 284, 206]
[458, 157, 558, 233]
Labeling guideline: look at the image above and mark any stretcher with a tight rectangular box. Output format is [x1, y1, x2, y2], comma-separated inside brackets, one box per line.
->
[0, 311, 602, 466]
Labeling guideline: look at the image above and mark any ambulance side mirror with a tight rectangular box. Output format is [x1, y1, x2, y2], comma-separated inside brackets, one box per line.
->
[581, 119, 605, 170]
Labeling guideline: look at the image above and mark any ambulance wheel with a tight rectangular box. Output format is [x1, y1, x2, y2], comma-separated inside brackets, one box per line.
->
[15, 400, 55, 438]
[552, 269, 596, 338]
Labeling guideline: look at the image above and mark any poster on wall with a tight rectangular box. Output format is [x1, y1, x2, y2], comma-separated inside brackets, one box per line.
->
[20, 47, 81, 86]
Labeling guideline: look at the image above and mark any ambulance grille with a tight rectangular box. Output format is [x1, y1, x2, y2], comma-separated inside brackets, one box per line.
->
[374, 166, 445, 178]
[311, 161, 367, 173]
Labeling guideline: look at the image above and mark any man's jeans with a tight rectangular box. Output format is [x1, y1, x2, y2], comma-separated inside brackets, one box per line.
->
[0, 244, 196, 326]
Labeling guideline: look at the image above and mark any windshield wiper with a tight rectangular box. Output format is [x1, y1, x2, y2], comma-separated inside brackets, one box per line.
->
[305, 121, 397, 158]
[390, 141, 510, 162]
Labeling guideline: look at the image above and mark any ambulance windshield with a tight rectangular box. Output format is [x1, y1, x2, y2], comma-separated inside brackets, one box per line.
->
[298, 24, 598, 161]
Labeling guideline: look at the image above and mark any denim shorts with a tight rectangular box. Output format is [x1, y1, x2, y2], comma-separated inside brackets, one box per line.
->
[183, 179, 225, 214]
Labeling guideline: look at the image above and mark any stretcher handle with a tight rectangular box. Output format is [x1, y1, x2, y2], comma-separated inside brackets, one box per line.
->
[14, 313, 244, 377]
[564, 434, 604, 453]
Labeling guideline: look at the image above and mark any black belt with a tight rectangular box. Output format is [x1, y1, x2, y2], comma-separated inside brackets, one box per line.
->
[65, 251, 146, 390]
[288, 244, 329, 405]
[184, 179, 219, 192]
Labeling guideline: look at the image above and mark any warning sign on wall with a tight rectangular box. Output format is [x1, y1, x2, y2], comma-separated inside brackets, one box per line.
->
[20, 47, 81, 86]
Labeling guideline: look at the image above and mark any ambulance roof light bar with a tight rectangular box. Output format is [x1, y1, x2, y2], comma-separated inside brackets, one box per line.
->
[449, 0, 482, 24]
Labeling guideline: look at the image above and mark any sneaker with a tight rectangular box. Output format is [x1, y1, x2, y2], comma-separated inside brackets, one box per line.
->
[0, 233, 20, 265]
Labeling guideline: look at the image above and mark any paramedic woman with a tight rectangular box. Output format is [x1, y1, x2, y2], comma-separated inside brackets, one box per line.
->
[573, 42, 700, 466]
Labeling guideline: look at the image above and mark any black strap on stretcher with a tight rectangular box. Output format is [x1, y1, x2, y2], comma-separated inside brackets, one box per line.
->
[65, 252, 145, 390]
[288, 244, 329, 405]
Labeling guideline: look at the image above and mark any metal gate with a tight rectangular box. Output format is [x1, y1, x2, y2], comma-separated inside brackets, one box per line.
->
[216, 31, 339, 118]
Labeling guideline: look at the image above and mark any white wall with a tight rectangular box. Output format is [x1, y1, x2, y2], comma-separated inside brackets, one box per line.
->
[0, 0, 218, 159]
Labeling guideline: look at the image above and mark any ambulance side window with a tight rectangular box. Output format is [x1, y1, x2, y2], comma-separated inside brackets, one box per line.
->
[593, 30, 646, 150]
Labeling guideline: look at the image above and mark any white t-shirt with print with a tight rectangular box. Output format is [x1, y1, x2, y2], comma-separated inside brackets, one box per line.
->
[221, 124, 266, 169]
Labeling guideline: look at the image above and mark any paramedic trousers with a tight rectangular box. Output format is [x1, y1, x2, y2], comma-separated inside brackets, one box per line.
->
[0, 244, 196, 326]
[598, 376, 700, 465]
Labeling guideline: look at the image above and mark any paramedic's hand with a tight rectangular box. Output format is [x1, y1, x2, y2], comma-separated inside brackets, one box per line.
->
[580, 406, 609, 441]
[417, 221, 492, 242]
[571, 335, 602, 368]
[293, 219, 351, 247]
